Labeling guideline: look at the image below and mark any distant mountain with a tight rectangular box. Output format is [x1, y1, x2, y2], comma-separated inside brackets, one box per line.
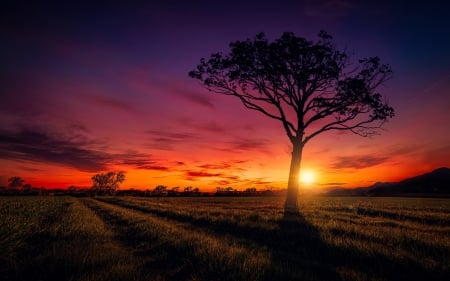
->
[325, 167, 450, 197]
[367, 167, 450, 196]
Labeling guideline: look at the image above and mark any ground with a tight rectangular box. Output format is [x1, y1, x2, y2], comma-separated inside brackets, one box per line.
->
[1, 195, 449, 281]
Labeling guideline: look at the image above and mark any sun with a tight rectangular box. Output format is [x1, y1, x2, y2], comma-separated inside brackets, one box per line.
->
[300, 170, 316, 185]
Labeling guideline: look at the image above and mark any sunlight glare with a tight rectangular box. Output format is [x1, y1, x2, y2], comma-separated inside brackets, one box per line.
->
[300, 170, 316, 185]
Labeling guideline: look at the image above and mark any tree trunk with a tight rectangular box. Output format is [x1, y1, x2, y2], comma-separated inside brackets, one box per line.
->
[284, 142, 303, 214]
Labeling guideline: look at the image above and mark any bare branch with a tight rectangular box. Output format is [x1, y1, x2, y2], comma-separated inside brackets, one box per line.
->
[189, 31, 394, 147]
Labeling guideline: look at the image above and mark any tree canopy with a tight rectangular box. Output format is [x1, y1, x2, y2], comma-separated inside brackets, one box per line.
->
[8, 176, 24, 188]
[91, 171, 125, 195]
[190, 31, 395, 212]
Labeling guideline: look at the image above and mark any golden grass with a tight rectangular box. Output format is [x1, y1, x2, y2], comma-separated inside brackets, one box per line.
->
[0, 196, 146, 281]
[1, 195, 449, 281]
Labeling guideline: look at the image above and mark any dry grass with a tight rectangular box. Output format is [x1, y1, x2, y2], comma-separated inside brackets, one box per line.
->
[83, 198, 270, 281]
[1, 195, 449, 280]
[0, 196, 145, 281]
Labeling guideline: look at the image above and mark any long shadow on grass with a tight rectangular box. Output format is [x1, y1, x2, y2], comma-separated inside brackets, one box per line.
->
[87, 200, 232, 280]
[96, 198, 338, 279]
[263, 210, 340, 280]
[266, 210, 447, 281]
[96, 198, 448, 281]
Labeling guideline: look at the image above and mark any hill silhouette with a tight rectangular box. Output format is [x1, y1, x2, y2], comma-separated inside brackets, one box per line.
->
[326, 167, 450, 197]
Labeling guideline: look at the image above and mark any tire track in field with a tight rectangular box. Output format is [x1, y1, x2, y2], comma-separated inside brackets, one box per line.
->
[80, 198, 169, 280]
[82, 198, 269, 281]
[95, 197, 280, 247]
[93, 197, 346, 280]
[94, 197, 448, 281]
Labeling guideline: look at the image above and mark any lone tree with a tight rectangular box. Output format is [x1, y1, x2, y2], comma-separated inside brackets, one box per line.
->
[91, 171, 125, 195]
[189, 31, 394, 213]
[8, 176, 24, 188]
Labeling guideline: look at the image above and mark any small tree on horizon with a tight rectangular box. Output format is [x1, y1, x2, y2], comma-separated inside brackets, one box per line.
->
[91, 171, 125, 195]
[8, 176, 24, 188]
[190, 31, 395, 214]
[153, 185, 168, 196]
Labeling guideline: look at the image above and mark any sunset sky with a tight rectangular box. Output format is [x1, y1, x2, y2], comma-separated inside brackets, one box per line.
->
[1, 1, 449, 190]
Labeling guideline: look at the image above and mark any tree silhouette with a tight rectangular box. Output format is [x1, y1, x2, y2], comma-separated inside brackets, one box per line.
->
[153, 185, 168, 196]
[91, 171, 125, 195]
[8, 176, 24, 188]
[189, 31, 394, 213]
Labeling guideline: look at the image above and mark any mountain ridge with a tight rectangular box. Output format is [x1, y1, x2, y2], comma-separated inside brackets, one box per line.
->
[326, 167, 450, 197]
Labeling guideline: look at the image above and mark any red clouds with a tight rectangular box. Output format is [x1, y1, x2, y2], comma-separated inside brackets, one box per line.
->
[1, 2, 449, 190]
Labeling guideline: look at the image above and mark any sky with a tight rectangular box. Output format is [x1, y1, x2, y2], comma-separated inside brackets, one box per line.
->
[1, 0, 449, 190]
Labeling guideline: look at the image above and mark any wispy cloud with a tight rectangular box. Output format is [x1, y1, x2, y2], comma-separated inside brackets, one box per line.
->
[227, 137, 269, 152]
[176, 118, 228, 133]
[184, 169, 241, 185]
[173, 88, 215, 109]
[198, 163, 232, 169]
[137, 165, 169, 171]
[386, 144, 424, 156]
[247, 178, 274, 186]
[186, 171, 223, 178]
[331, 154, 390, 170]
[83, 95, 136, 114]
[115, 151, 170, 171]
[198, 160, 247, 171]
[0, 127, 110, 172]
[214, 180, 232, 186]
[146, 130, 197, 150]
[0, 127, 169, 173]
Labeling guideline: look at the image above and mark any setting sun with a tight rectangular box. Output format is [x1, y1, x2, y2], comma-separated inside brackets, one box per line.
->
[300, 170, 316, 185]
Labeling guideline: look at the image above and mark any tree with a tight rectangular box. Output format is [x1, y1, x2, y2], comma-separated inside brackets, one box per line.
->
[91, 171, 125, 195]
[8, 176, 24, 188]
[153, 185, 167, 196]
[189, 31, 394, 213]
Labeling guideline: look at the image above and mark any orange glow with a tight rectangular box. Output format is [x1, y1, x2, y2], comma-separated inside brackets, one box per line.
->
[300, 170, 316, 185]
[3, 142, 445, 192]
[1, 0, 450, 194]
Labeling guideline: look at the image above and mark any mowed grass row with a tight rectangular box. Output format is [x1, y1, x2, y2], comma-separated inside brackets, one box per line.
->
[0, 196, 147, 281]
[306, 197, 450, 279]
[99, 196, 450, 281]
[0, 196, 449, 280]
[82, 198, 270, 281]
[97, 196, 283, 236]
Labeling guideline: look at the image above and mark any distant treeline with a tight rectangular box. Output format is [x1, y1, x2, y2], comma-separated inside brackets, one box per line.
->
[2, 174, 283, 197]
[0, 186, 283, 197]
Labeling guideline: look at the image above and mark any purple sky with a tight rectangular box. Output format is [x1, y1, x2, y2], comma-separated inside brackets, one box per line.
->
[1, 1, 449, 189]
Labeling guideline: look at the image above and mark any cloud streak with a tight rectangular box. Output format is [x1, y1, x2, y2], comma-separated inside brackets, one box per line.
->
[331, 155, 390, 170]
[173, 88, 215, 109]
[84, 95, 136, 114]
[0, 127, 168, 173]
[198, 160, 247, 171]
[0, 127, 109, 172]
[115, 152, 170, 171]
[184, 169, 241, 184]
[146, 130, 198, 150]
[186, 171, 223, 178]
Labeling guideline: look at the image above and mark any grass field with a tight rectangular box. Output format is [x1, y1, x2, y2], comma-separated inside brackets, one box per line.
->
[0, 196, 449, 281]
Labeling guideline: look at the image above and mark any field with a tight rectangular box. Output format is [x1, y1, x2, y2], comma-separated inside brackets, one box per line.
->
[0, 196, 449, 281]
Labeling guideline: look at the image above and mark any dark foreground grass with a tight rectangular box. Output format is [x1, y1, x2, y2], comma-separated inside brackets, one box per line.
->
[0, 196, 449, 280]
[0, 196, 146, 281]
